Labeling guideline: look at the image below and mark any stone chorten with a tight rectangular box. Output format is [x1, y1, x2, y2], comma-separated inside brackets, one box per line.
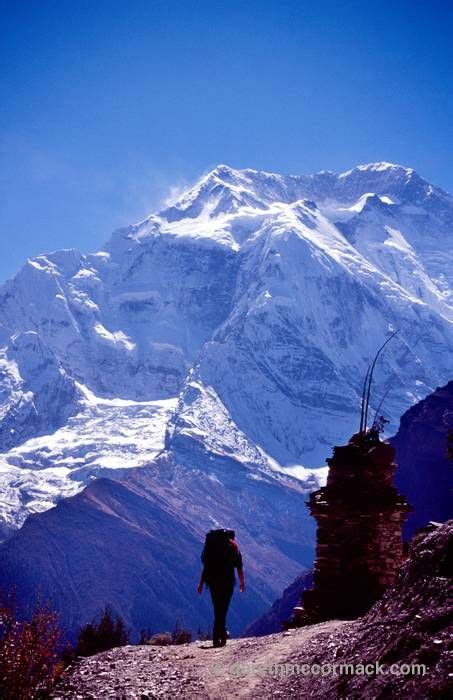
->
[296, 433, 411, 623]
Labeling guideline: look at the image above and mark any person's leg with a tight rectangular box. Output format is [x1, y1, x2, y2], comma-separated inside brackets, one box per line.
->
[209, 585, 223, 645]
[216, 585, 233, 645]
[210, 584, 233, 646]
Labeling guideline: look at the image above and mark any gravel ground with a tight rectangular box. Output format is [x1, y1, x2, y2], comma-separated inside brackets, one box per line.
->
[52, 621, 344, 699]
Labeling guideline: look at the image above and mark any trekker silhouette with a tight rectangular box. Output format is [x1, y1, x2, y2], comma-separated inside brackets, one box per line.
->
[197, 528, 245, 647]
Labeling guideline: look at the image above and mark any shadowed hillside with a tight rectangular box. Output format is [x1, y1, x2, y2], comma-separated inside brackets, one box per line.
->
[392, 381, 453, 538]
[0, 454, 315, 638]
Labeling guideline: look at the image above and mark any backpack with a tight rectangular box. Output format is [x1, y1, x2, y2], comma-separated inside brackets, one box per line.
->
[201, 529, 235, 577]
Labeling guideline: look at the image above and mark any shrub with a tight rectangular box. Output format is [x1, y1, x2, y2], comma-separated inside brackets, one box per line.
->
[76, 606, 130, 657]
[147, 632, 172, 646]
[0, 594, 63, 699]
[139, 628, 153, 644]
[171, 619, 192, 645]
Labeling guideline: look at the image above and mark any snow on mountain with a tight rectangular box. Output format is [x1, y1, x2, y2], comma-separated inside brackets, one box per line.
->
[0, 386, 176, 538]
[0, 162, 452, 540]
[0, 330, 82, 452]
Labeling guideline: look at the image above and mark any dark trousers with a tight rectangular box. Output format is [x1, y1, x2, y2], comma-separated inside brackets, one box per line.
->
[209, 583, 234, 642]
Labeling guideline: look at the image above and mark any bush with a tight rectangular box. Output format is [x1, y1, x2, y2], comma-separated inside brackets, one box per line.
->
[139, 628, 153, 644]
[147, 632, 172, 646]
[144, 621, 193, 646]
[0, 594, 64, 699]
[171, 619, 192, 645]
[76, 606, 130, 657]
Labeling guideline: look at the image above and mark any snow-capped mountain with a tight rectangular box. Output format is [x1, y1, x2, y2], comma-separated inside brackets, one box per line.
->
[0, 162, 452, 540]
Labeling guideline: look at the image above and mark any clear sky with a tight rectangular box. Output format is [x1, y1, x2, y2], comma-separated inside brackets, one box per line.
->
[1, 0, 452, 283]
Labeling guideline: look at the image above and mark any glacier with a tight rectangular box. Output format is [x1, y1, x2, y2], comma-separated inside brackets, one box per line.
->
[0, 161, 452, 540]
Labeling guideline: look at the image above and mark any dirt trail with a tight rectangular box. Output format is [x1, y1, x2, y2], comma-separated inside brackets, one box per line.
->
[53, 621, 346, 699]
[201, 621, 345, 699]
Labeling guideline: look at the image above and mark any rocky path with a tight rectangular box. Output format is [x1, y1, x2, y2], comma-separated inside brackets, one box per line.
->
[53, 621, 345, 699]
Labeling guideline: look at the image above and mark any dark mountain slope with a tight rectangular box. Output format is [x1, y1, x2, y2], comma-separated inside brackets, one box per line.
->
[391, 380, 453, 538]
[242, 571, 313, 637]
[0, 453, 315, 639]
[0, 477, 213, 639]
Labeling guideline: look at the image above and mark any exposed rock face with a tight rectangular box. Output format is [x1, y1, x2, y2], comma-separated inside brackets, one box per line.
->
[257, 520, 452, 699]
[300, 434, 411, 622]
[392, 380, 453, 539]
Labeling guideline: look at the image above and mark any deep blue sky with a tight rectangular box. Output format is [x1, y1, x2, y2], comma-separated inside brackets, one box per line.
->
[1, 0, 452, 282]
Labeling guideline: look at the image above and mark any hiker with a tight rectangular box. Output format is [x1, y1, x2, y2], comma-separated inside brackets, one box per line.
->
[197, 528, 245, 647]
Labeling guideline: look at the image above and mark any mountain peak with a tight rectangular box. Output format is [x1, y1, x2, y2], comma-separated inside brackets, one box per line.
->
[209, 163, 237, 176]
[339, 162, 414, 179]
[198, 164, 240, 185]
[206, 161, 417, 183]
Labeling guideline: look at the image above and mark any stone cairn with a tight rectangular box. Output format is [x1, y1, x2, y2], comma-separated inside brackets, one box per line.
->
[293, 432, 411, 625]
